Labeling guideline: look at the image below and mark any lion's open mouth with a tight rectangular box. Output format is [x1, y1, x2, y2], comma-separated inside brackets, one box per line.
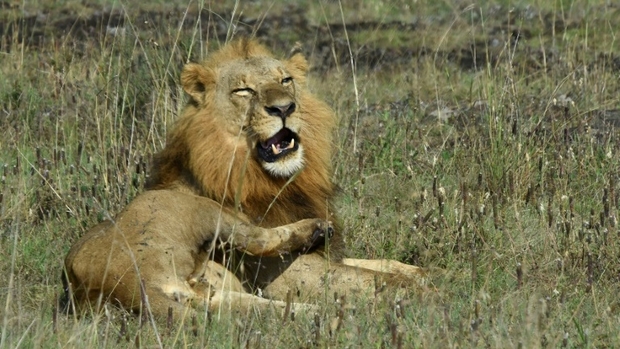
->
[257, 128, 300, 163]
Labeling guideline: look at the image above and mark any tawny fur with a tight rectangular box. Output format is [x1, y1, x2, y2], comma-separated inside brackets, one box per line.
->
[63, 39, 426, 320]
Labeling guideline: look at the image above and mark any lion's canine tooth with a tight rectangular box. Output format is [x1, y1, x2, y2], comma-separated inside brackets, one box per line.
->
[271, 144, 281, 155]
[286, 139, 295, 149]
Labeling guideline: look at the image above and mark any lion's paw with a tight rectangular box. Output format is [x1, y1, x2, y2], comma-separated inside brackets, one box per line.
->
[301, 220, 333, 253]
[313, 220, 334, 240]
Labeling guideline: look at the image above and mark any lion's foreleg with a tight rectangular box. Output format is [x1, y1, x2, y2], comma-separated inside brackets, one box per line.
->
[180, 194, 331, 256]
[225, 219, 333, 257]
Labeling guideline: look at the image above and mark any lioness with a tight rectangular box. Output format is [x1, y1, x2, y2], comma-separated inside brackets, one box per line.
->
[63, 39, 425, 319]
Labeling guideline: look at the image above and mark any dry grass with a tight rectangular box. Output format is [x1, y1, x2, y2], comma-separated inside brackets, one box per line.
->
[1, 0, 620, 347]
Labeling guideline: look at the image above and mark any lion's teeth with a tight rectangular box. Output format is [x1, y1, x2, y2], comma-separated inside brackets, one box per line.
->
[286, 139, 295, 149]
[271, 144, 281, 155]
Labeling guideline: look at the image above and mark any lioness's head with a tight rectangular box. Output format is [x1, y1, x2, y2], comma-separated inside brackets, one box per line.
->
[181, 40, 310, 178]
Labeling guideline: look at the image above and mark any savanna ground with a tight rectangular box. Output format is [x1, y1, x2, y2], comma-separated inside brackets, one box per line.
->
[1, 0, 620, 347]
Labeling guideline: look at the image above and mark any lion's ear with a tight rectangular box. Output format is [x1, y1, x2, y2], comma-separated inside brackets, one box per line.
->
[181, 63, 214, 105]
[287, 53, 309, 79]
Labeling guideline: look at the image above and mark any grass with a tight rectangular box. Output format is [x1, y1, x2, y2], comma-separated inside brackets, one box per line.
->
[2, 0, 620, 347]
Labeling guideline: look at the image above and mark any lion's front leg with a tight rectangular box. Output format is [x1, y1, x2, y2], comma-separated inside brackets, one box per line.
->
[228, 219, 333, 257]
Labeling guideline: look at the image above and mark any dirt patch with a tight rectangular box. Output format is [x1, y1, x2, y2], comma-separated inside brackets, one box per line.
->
[4, 3, 617, 74]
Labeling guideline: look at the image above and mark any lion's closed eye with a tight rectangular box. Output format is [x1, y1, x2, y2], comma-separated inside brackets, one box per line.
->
[233, 88, 255, 97]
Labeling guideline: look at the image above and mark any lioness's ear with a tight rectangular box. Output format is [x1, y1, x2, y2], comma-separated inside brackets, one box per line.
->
[287, 53, 309, 79]
[181, 63, 214, 105]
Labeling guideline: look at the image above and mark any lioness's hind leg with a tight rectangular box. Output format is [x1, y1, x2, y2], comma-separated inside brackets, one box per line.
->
[208, 290, 316, 316]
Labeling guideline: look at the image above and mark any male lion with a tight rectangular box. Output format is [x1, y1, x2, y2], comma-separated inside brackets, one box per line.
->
[63, 39, 425, 320]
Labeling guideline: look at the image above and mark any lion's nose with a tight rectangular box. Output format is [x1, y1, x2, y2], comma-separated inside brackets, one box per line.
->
[265, 102, 296, 121]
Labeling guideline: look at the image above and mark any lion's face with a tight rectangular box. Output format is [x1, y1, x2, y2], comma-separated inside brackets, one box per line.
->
[182, 52, 309, 178]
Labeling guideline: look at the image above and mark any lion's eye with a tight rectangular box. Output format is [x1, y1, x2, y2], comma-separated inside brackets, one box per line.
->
[232, 88, 254, 97]
[281, 77, 293, 85]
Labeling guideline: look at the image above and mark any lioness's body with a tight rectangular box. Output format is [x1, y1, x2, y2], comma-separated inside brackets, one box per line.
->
[63, 39, 424, 319]
[64, 190, 330, 316]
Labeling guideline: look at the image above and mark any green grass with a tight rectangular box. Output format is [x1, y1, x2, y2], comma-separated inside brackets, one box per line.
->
[2, 0, 620, 347]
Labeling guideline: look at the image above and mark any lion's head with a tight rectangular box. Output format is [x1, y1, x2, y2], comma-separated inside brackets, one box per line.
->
[180, 40, 312, 178]
[147, 39, 341, 243]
